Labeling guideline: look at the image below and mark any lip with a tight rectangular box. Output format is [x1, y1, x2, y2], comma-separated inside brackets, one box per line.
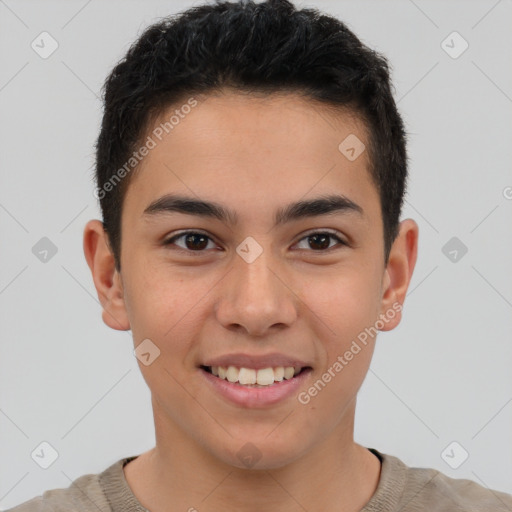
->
[199, 366, 313, 408]
[201, 352, 311, 370]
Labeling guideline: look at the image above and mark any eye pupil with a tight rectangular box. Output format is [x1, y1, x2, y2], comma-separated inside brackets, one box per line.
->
[309, 234, 330, 250]
[185, 233, 208, 250]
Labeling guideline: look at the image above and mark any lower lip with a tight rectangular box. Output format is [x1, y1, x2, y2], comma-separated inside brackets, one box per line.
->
[199, 367, 312, 408]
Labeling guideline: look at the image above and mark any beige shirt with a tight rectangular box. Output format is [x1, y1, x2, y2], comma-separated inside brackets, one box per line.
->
[6, 448, 512, 511]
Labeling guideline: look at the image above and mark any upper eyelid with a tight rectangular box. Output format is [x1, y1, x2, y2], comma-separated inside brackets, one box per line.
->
[296, 228, 345, 242]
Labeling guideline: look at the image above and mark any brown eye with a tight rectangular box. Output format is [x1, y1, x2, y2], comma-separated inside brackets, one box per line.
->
[294, 231, 346, 251]
[165, 232, 216, 251]
[308, 233, 331, 250]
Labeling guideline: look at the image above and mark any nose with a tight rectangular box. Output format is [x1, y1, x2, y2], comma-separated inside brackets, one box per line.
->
[214, 247, 298, 337]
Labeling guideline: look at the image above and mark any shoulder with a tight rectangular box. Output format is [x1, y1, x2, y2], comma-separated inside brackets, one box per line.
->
[381, 451, 512, 511]
[4, 459, 125, 512]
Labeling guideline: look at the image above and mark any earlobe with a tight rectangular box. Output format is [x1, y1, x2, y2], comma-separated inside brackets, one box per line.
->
[379, 218, 419, 331]
[83, 220, 131, 331]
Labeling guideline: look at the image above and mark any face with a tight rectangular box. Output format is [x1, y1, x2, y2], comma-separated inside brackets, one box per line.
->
[85, 91, 417, 470]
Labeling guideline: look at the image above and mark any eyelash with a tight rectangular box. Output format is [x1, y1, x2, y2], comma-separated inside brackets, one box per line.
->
[163, 230, 348, 254]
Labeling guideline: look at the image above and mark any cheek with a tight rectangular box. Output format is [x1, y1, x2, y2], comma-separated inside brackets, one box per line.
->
[123, 270, 204, 394]
[122, 259, 191, 342]
[302, 263, 382, 346]
[295, 262, 382, 411]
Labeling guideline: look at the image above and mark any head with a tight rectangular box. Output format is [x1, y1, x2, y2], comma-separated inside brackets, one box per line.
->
[84, 0, 418, 470]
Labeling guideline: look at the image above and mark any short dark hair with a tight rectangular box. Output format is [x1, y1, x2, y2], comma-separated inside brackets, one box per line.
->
[94, 0, 408, 271]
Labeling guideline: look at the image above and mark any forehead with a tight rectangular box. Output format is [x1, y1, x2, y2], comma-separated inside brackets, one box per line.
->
[124, 91, 379, 223]
[150, 91, 369, 157]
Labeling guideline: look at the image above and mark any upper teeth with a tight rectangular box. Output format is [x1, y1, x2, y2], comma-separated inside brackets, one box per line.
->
[210, 366, 302, 386]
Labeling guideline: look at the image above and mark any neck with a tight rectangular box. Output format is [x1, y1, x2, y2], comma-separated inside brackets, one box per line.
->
[124, 401, 381, 512]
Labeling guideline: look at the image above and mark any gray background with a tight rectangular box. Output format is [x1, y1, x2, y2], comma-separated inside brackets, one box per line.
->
[1, 0, 511, 508]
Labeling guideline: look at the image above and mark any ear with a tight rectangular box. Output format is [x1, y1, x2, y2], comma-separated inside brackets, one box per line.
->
[83, 219, 130, 331]
[378, 218, 419, 331]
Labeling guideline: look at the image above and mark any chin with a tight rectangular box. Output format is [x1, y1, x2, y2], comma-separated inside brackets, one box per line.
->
[210, 435, 309, 471]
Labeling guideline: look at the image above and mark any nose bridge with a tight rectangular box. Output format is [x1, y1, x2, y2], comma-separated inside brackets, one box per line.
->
[239, 249, 277, 298]
[215, 241, 297, 335]
[234, 244, 282, 310]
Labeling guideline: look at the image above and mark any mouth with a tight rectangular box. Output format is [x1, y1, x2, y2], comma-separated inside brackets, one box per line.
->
[200, 364, 312, 388]
[198, 354, 314, 407]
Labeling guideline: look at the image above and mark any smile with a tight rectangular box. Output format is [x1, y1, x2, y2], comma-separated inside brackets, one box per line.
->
[199, 364, 313, 408]
[201, 365, 308, 387]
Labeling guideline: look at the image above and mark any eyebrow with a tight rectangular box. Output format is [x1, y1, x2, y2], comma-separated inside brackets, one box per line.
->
[142, 193, 364, 226]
